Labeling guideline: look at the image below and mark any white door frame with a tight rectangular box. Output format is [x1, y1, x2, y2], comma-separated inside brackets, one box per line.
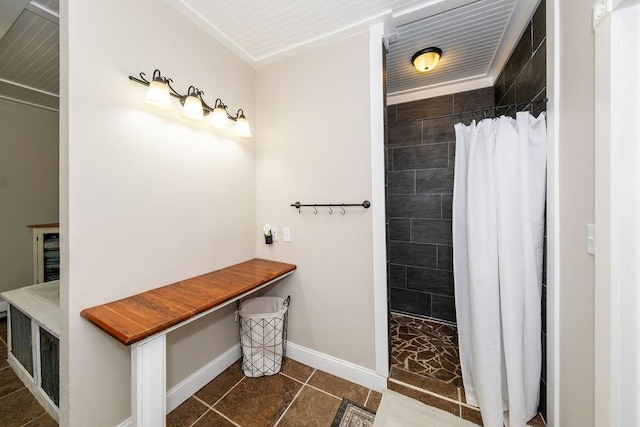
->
[593, 0, 640, 425]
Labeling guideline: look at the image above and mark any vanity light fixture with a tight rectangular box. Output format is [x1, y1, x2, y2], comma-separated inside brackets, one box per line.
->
[411, 47, 442, 72]
[129, 69, 252, 137]
[181, 86, 205, 121]
[144, 70, 172, 109]
[210, 99, 230, 128]
[210, 99, 251, 137]
[234, 110, 252, 138]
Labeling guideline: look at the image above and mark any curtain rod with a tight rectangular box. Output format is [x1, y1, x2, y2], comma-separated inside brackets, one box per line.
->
[457, 98, 548, 118]
[394, 98, 548, 124]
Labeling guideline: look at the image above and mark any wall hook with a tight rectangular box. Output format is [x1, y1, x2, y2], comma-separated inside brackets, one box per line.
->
[313, 205, 318, 215]
[340, 205, 346, 215]
[328, 206, 333, 214]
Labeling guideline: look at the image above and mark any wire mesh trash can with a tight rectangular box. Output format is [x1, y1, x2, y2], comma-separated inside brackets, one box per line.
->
[236, 296, 290, 377]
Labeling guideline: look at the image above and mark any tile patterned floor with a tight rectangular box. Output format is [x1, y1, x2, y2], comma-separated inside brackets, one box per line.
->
[1, 311, 546, 426]
[168, 358, 382, 427]
[1, 315, 380, 427]
[0, 317, 58, 427]
[389, 312, 546, 426]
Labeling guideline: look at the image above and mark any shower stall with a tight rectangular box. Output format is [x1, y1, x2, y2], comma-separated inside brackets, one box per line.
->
[384, 1, 548, 424]
[386, 88, 495, 425]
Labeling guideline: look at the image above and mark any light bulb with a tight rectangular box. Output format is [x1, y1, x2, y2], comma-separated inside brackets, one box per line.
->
[211, 106, 230, 128]
[144, 80, 171, 109]
[234, 114, 252, 138]
[181, 95, 204, 121]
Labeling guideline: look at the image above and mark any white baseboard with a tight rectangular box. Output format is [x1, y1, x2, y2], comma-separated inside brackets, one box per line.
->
[116, 340, 386, 426]
[286, 341, 387, 392]
[166, 343, 241, 412]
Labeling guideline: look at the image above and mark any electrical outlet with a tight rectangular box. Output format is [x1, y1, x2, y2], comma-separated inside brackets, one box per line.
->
[272, 227, 279, 242]
[283, 227, 291, 242]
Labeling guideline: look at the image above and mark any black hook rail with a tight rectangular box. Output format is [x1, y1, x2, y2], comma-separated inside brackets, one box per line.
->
[291, 201, 371, 214]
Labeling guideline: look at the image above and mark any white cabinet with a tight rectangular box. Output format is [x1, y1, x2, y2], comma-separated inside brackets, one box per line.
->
[29, 224, 59, 284]
[1, 282, 61, 420]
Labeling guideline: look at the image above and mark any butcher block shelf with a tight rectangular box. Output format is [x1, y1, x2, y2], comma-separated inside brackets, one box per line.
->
[81, 258, 296, 345]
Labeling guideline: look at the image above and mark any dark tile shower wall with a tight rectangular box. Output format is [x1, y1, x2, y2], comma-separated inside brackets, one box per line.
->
[494, 0, 547, 418]
[385, 87, 494, 323]
[496, 0, 547, 116]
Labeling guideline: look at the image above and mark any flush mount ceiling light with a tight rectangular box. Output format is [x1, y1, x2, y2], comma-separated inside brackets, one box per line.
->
[130, 69, 252, 138]
[411, 47, 443, 73]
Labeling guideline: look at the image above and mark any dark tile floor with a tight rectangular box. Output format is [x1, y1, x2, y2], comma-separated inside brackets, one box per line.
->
[167, 358, 382, 427]
[1, 315, 381, 427]
[1, 312, 547, 426]
[389, 312, 546, 426]
[0, 317, 58, 427]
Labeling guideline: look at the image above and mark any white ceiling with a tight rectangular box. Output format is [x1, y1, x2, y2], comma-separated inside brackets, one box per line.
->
[173, 0, 427, 62]
[168, 0, 538, 101]
[387, 0, 519, 95]
[0, 0, 59, 111]
[0, 0, 537, 112]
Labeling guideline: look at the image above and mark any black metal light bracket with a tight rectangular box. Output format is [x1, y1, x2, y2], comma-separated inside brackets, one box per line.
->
[129, 69, 246, 120]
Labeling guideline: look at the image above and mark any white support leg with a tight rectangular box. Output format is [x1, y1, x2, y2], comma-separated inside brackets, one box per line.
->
[131, 334, 166, 427]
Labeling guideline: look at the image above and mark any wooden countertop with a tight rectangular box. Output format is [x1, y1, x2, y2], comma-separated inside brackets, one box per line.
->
[80, 258, 296, 345]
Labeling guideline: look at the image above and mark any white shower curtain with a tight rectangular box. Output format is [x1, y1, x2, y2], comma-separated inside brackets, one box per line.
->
[453, 112, 546, 427]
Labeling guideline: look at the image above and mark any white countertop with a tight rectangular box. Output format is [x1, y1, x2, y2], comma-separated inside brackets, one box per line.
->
[1, 281, 60, 337]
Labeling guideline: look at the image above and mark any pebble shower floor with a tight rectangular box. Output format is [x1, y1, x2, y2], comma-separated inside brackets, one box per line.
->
[390, 312, 462, 386]
[388, 312, 546, 426]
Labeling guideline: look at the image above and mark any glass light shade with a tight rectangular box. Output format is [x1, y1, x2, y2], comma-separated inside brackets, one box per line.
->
[181, 95, 204, 121]
[144, 80, 171, 109]
[234, 116, 252, 138]
[211, 106, 230, 128]
[412, 50, 441, 72]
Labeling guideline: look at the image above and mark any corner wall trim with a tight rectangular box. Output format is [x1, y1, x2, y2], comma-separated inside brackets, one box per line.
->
[368, 23, 390, 379]
[286, 342, 387, 391]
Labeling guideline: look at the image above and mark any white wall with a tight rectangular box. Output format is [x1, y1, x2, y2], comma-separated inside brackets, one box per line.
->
[255, 31, 379, 370]
[0, 99, 58, 295]
[552, 0, 596, 425]
[61, 0, 255, 425]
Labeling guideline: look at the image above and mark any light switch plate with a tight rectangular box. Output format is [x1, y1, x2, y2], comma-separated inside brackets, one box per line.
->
[587, 223, 595, 255]
[283, 227, 291, 242]
[272, 227, 279, 242]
